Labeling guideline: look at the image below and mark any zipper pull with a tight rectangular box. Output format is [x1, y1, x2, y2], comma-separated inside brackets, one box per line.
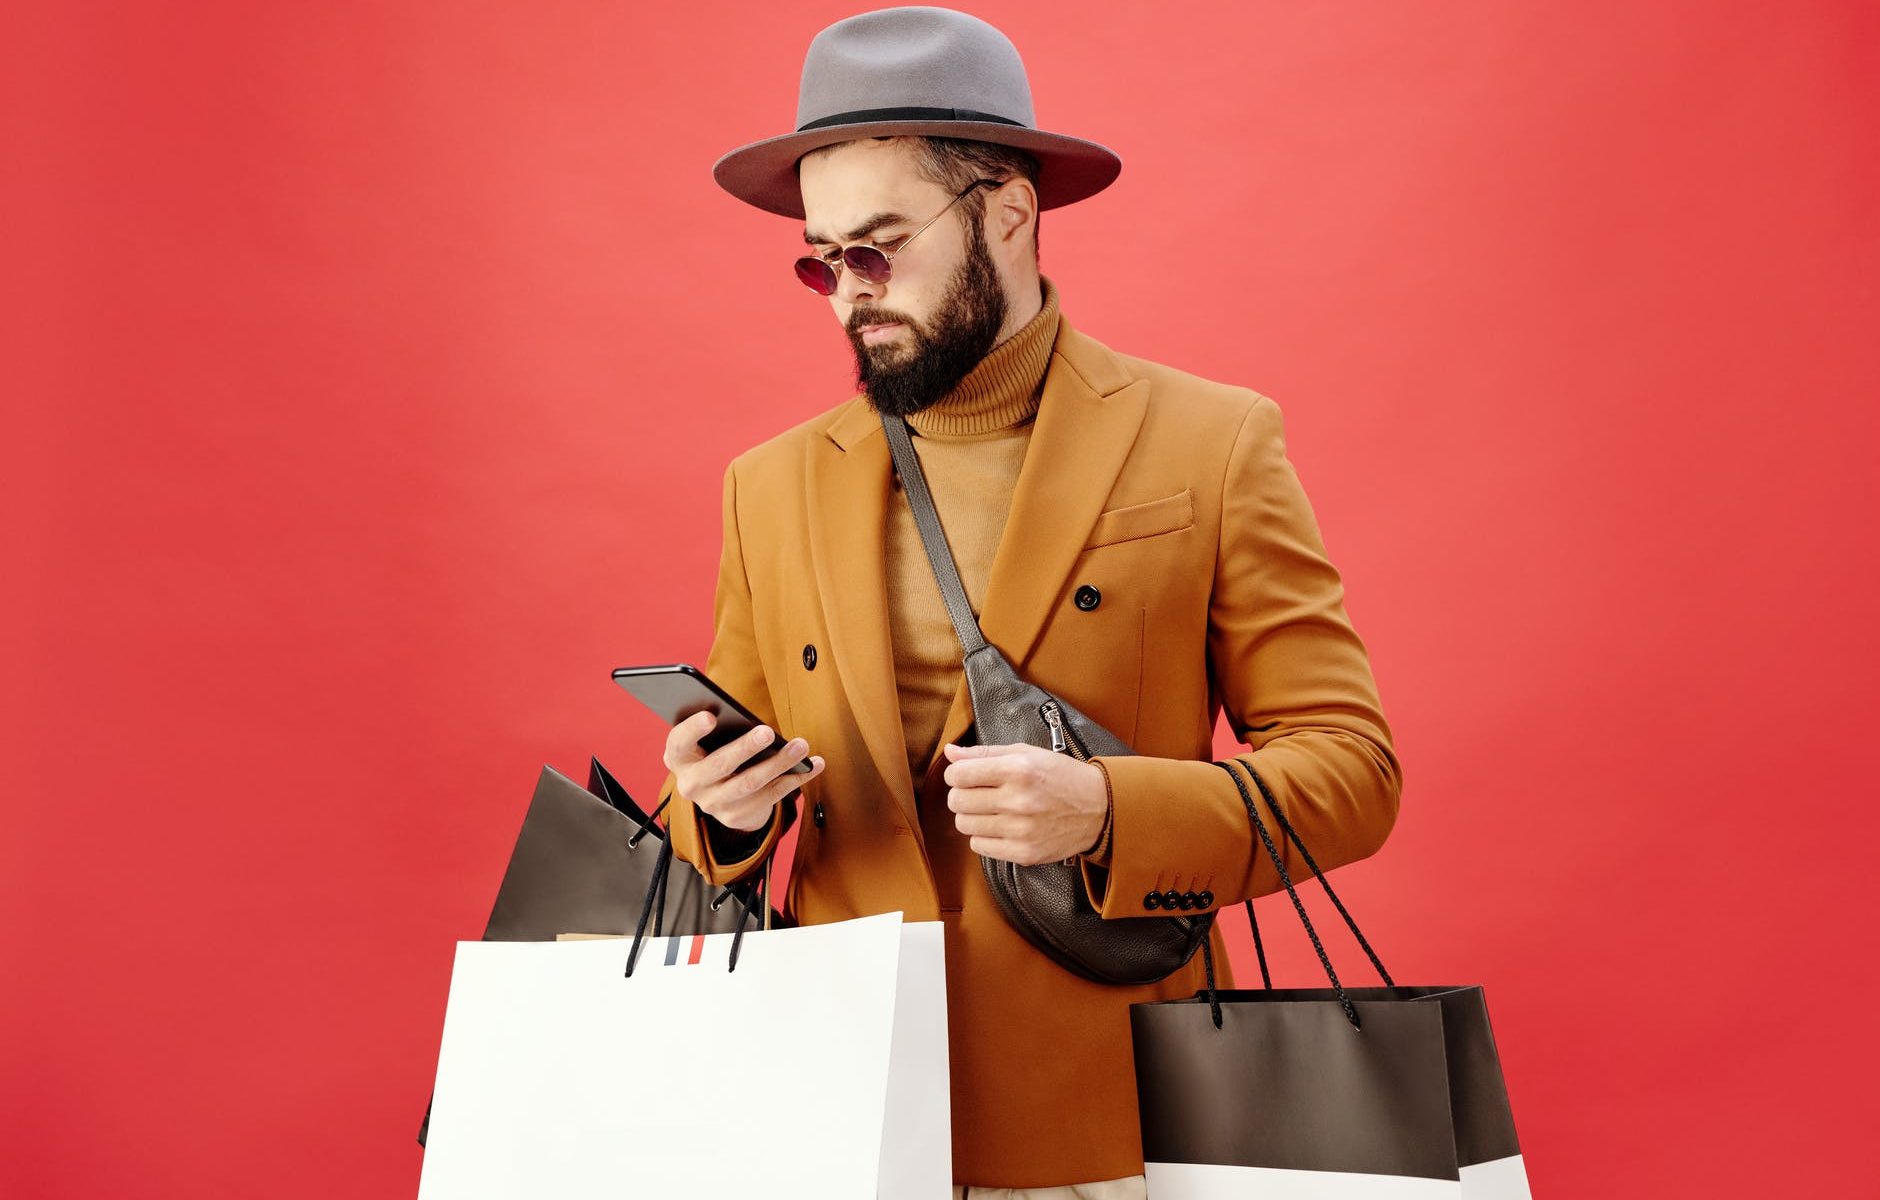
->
[1040, 700, 1068, 753]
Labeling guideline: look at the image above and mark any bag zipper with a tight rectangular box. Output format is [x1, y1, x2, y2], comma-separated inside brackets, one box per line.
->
[1040, 698, 1090, 760]
[1041, 700, 1092, 867]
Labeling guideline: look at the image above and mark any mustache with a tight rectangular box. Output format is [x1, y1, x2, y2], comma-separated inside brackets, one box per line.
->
[848, 311, 914, 335]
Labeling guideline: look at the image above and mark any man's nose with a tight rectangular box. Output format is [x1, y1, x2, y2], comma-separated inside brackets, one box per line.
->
[834, 261, 879, 308]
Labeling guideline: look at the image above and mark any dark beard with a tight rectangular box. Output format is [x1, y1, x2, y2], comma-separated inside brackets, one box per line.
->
[847, 217, 1009, 419]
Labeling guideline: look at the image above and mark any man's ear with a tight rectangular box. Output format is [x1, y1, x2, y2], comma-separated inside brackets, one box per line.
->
[991, 177, 1038, 249]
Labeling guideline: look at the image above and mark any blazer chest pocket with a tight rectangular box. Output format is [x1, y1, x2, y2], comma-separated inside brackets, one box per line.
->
[1084, 488, 1194, 549]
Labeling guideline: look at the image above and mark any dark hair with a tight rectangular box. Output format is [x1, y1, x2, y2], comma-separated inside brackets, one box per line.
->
[801, 135, 1043, 262]
[906, 137, 1042, 262]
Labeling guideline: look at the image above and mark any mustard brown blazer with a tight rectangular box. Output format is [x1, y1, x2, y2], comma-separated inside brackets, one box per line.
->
[655, 311, 1403, 1188]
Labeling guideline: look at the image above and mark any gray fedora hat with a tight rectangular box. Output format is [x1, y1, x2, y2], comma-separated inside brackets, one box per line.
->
[712, 5, 1122, 219]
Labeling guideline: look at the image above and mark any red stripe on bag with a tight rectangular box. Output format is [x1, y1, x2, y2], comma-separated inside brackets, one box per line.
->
[687, 934, 705, 965]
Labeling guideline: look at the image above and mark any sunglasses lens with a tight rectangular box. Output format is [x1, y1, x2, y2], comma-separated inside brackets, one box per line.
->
[843, 245, 891, 283]
[795, 257, 837, 294]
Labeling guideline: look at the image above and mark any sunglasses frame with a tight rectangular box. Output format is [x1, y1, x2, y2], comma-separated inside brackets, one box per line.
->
[794, 177, 1005, 295]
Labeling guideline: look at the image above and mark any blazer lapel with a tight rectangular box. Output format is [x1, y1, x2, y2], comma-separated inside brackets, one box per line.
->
[804, 314, 1148, 838]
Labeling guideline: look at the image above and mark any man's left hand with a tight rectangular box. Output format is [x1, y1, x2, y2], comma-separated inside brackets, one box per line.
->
[942, 742, 1107, 865]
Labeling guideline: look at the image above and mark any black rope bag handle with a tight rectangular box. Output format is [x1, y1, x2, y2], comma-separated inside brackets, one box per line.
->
[1196, 758, 1394, 1031]
[624, 814, 777, 977]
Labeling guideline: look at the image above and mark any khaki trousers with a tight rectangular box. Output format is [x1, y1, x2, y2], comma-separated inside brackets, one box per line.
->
[952, 1174, 1148, 1199]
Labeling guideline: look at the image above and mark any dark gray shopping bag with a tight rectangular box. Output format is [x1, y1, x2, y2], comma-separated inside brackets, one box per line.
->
[483, 755, 790, 941]
[1129, 760, 1530, 1199]
[417, 755, 791, 1146]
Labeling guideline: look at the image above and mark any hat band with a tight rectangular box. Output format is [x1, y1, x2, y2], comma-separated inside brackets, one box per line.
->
[797, 105, 1026, 133]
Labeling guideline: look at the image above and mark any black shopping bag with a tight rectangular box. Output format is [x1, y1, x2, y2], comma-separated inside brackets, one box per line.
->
[482, 755, 790, 941]
[417, 755, 791, 1146]
[1129, 759, 1531, 1199]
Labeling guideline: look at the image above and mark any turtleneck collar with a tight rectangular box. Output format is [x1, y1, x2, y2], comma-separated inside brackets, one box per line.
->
[903, 275, 1060, 438]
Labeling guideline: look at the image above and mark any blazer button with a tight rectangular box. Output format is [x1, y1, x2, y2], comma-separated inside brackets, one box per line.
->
[802, 643, 817, 670]
[1074, 584, 1101, 611]
[1177, 891, 1198, 910]
[1161, 889, 1182, 910]
[1197, 890, 1214, 909]
[1142, 891, 1162, 910]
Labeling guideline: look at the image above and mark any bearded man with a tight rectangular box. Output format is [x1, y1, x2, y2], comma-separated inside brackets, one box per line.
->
[653, 8, 1403, 1196]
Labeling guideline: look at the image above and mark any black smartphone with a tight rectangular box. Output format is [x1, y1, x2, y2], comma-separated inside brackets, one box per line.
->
[612, 663, 813, 776]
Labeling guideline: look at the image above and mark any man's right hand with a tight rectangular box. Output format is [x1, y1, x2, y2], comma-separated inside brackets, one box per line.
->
[663, 711, 826, 832]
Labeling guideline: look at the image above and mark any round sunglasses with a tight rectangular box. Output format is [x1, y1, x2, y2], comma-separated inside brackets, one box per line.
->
[794, 177, 1004, 295]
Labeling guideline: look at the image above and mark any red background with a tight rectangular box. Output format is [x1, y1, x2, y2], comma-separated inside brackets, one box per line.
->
[5, 2, 1875, 1195]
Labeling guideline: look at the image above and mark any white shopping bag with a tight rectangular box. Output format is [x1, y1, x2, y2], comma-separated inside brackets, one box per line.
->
[417, 910, 951, 1199]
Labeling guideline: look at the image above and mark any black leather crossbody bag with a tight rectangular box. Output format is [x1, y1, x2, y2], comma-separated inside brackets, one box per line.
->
[881, 412, 1212, 985]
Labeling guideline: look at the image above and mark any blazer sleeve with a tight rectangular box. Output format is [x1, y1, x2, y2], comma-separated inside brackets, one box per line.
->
[1077, 392, 1403, 917]
[655, 457, 789, 888]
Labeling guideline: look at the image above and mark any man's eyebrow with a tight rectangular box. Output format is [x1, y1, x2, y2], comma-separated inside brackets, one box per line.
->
[802, 211, 909, 246]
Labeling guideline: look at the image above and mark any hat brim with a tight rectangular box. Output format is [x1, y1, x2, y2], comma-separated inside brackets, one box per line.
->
[712, 120, 1122, 219]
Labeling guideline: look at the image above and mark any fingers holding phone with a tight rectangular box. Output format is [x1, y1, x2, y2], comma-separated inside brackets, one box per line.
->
[663, 711, 826, 833]
[617, 663, 828, 833]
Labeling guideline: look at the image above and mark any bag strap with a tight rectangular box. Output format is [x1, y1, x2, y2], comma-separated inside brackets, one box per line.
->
[726, 867, 767, 970]
[880, 411, 991, 659]
[1238, 759, 1394, 989]
[1245, 896, 1271, 989]
[624, 836, 675, 977]
[1199, 759, 1391, 1031]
